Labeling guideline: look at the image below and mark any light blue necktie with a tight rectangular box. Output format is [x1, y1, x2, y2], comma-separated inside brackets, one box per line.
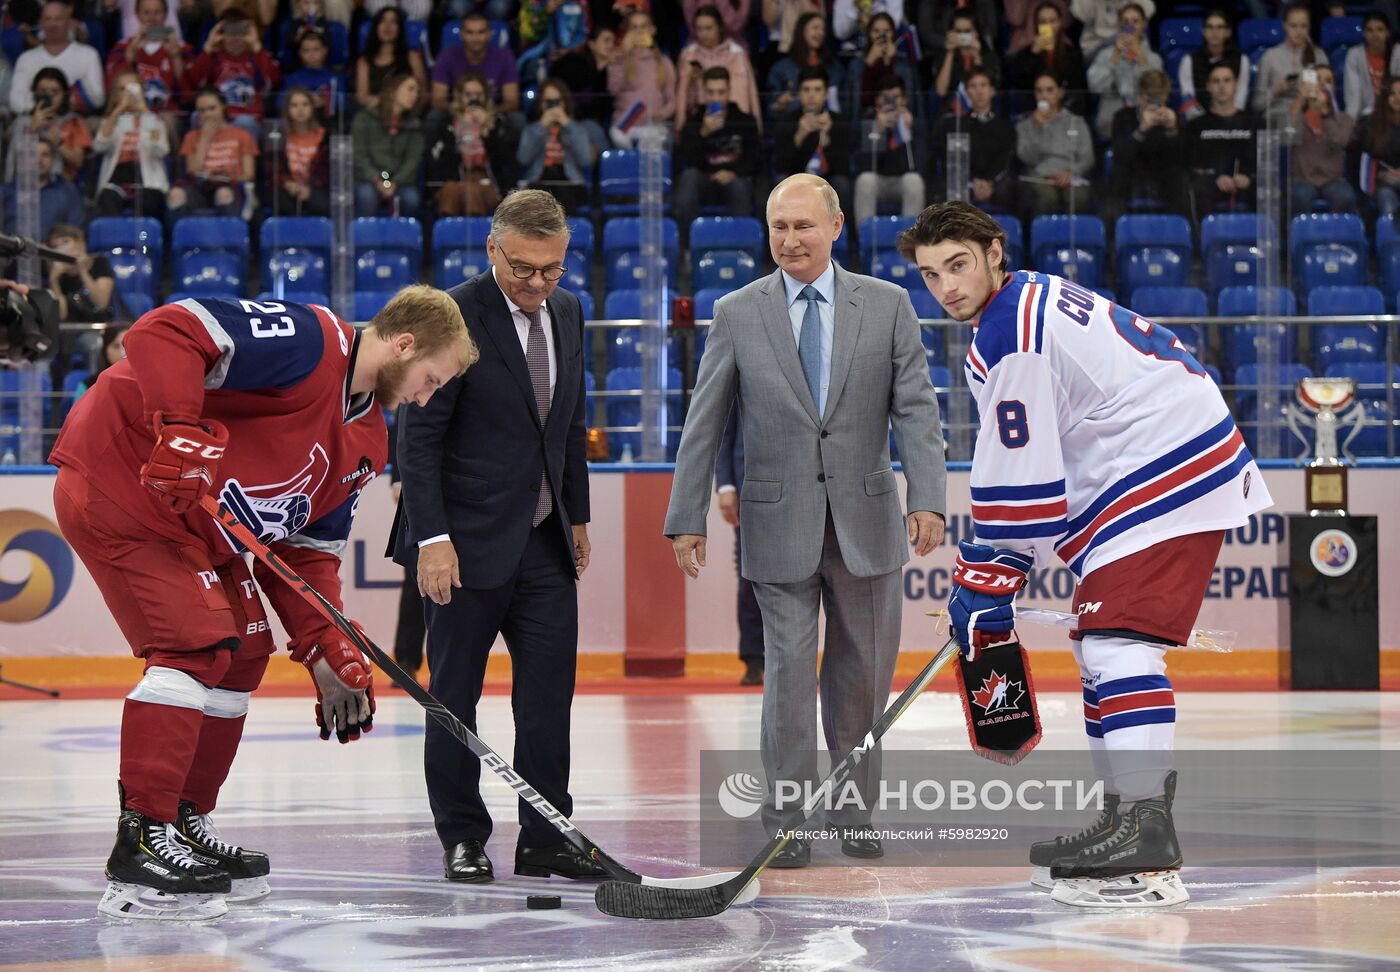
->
[798, 285, 824, 413]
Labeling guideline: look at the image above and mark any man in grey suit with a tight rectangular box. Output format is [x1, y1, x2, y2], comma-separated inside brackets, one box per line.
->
[665, 173, 947, 867]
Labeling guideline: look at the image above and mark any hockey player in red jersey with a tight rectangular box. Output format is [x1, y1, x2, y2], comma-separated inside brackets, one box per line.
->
[900, 203, 1273, 909]
[50, 287, 476, 921]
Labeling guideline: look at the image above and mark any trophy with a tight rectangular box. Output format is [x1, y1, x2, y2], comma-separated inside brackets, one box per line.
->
[1287, 376, 1363, 514]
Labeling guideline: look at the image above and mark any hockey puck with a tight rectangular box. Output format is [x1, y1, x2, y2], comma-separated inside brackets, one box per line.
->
[526, 894, 562, 910]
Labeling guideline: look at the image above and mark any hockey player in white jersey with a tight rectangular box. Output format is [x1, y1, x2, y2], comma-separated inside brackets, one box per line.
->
[899, 202, 1273, 908]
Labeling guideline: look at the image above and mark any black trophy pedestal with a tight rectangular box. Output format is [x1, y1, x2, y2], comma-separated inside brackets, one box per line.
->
[1287, 514, 1379, 690]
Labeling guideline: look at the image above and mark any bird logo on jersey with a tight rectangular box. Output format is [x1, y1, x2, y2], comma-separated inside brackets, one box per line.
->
[970, 671, 1026, 717]
[216, 444, 332, 550]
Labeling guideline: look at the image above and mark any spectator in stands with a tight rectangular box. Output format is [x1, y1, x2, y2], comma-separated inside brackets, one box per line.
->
[1343, 11, 1400, 120]
[1015, 70, 1093, 216]
[1358, 76, 1400, 216]
[1087, 2, 1161, 138]
[854, 73, 925, 228]
[848, 11, 918, 116]
[760, 0, 824, 78]
[46, 224, 114, 323]
[915, 1, 1000, 71]
[277, 0, 334, 72]
[1002, 0, 1063, 57]
[430, 11, 520, 117]
[933, 68, 1017, 213]
[1178, 9, 1250, 122]
[1008, 2, 1088, 115]
[10, 1, 105, 114]
[111, 0, 183, 44]
[7, 68, 92, 182]
[105, 0, 191, 115]
[353, 72, 424, 217]
[0, 53, 11, 110]
[186, 10, 281, 141]
[70, 323, 130, 406]
[773, 66, 852, 211]
[1, 137, 84, 238]
[1071, 0, 1156, 63]
[169, 87, 259, 223]
[363, 0, 432, 27]
[766, 12, 843, 117]
[606, 8, 676, 145]
[1107, 69, 1189, 221]
[1185, 61, 1258, 219]
[92, 68, 170, 217]
[355, 7, 428, 113]
[832, 0, 906, 52]
[551, 23, 617, 159]
[283, 27, 342, 118]
[1288, 63, 1356, 213]
[683, 0, 748, 44]
[517, 78, 591, 200]
[674, 4, 761, 135]
[519, 0, 589, 57]
[933, 9, 1001, 107]
[270, 86, 329, 215]
[1255, 2, 1327, 130]
[429, 71, 508, 216]
[675, 66, 760, 236]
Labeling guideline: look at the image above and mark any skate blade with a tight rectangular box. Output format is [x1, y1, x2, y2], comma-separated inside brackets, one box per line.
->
[1050, 870, 1189, 909]
[227, 876, 271, 903]
[1029, 866, 1054, 893]
[98, 882, 228, 922]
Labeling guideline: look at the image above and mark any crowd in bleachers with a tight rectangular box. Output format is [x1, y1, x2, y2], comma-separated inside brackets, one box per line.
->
[0, 0, 1397, 459]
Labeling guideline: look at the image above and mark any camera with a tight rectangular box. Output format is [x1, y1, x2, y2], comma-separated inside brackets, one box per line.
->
[0, 288, 59, 363]
[224, 21, 248, 36]
[1301, 68, 1318, 86]
[35, 94, 52, 109]
[146, 25, 170, 39]
[956, 31, 974, 47]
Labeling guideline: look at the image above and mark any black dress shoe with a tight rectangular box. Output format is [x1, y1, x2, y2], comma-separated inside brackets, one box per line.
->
[444, 839, 493, 883]
[740, 661, 764, 686]
[770, 837, 810, 868]
[841, 830, 884, 859]
[515, 841, 609, 880]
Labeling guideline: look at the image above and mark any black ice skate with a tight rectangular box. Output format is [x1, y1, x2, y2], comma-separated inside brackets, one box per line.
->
[1048, 771, 1188, 908]
[177, 800, 271, 902]
[100, 809, 232, 921]
[1027, 791, 1121, 892]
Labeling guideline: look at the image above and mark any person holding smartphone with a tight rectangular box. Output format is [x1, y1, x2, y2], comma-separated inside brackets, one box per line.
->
[774, 67, 853, 215]
[855, 74, 925, 228]
[92, 67, 170, 218]
[675, 66, 759, 239]
[673, 4, 761, 135]
[8, 67, 92, 181]
[1254, 1, 1326, 129]
[106, 0, 190, 113]
[186, 9, 281, 139]
[517, 77, 591, 206]
[851, 11, 917, 114]
[1009, 1, 1087, 115]
[1107, 69, 1188, 222]
[1288, 62, 1357, 214]
[934, 9, 1000, 103]
[1086, 1, 1161, 137]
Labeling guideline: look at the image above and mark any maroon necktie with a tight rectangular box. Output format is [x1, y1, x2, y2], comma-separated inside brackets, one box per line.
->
[526, 306, 553, 527]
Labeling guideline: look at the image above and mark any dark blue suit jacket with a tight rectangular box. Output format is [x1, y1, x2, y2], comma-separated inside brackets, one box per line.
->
[388, 271, 589, 589]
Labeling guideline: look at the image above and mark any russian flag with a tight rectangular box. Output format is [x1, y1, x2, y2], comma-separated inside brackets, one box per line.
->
[617, 99, 646, 134]
[970, 479, 1069, 542]
[1360, 151, 1380, 196]
[953, 81, 973, 118]
[71, 80, 98, 114]
[895, 25, 922, 64]
[1095, 674, 1175, 734]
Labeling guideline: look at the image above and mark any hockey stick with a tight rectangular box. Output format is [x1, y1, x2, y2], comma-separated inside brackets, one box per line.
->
[594, 635, 962, 919]
[200, 494, 757, 899]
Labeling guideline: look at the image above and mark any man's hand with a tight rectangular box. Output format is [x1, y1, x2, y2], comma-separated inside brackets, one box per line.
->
[572, 523, 591, 578]
[947, 540, 1032, 660]
[672, 534, 707, 578]
[417, 539, 460, 605]
[1216, 173, 1235, 192]
[290, 632, 375, 743]
[907, 510, 945, 556]
[139, 411, 229, 513]
[712, 169, 736, 185]
[717, 491, 739, 526]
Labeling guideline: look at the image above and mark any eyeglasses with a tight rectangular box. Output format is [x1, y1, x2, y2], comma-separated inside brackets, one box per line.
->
[499, 243, 566, 282]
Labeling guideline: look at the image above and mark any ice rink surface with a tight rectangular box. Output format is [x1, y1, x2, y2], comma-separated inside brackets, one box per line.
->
[4, 689, 1400, 971]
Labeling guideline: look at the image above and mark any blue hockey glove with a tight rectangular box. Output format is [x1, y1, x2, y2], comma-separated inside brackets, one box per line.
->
[948, 540, 1033, 660]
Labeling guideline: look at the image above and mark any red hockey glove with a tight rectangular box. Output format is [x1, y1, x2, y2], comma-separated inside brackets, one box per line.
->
[290, 629, 376, 743]
[139, 411, 230, 514]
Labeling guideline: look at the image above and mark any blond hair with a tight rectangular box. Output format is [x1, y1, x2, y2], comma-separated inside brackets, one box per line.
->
[369, 284, 477, 374]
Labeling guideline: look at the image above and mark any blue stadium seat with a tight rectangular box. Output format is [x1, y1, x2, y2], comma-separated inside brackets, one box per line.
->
[1326, 362, 1397, 455]
[859, 215, 913, 263]
[173, 217, 248, 297]
[908, 289, 945, 360]
[435, 248, 488, 289]
[354, 217, 421, 294]
[1031, 215, 1107, 286]
[602, 217, 679, 260]
[582, 369, 596, 427]
[1131, 286, 1210, 360]
[353, 290, 393, 321]
[868, 252, 919, 289]
[1377, 214, 1400, 259]
[603, 289, 641, 320]
[562, 266, 590, 294]
[1201, 213, 1261, 294]
[1308, 285, 1386, 370]
[576, 290, 594, 321]
[1290, 212, 1365, 263]
[607, 251, 676, 292]
[690, 216, 764, 261]
[1319, 16, 1362, 54]
[256, 290, 329, 307]
[693, 249, 758, 291]
[262, 216, 332, 295]
[1217, 286, 1299, 373]
[598, 150, 672, 215]
[439, 18, 511, 50]
[991, 213, 1024, 269]
[1040, 248, 1105, 287]
[431, 216, 493, 251]
[118, 292, 156, 319]
[0, 368, 52, 453]
[1121, 248, 1189, 296]
[357, 17, 427, 51]
[603, 366, 684, 460]
[695, 287, 727, 319]
[1115, 214, 1192, 263]
[927, 362, 952, 418]
[57, 368, 90, 423]
[1158, 17, 1204, 54]
[1234, 362, 1314, 455]
[1296, 243, 1366, 295]
[89, 217, 162, 301]
[1237, 18, 1283, 59]
[566, 216, 594, 271]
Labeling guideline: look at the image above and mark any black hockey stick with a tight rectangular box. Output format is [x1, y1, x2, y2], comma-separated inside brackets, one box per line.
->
[594, 635, 962, 919]
[201, 495, 758, 898]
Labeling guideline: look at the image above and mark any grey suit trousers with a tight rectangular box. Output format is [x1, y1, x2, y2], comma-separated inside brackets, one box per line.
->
[752, 511, 902, 835]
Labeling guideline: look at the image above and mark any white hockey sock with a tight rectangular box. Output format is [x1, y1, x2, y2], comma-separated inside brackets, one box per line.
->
[1078, 635, 1176, 802]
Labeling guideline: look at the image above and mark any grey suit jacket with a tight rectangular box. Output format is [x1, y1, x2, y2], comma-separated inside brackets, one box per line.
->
[665, 263, 946, 584]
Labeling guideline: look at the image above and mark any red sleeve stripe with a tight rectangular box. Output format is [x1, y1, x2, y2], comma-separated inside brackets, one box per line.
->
[970, 498, 1069, 522]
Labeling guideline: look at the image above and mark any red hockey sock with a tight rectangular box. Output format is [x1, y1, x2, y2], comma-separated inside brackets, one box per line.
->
[180, 714, 248, 814]
[120, 698, 206, 821]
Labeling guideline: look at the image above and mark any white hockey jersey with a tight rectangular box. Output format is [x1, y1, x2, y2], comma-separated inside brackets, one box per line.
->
[963, 270, 1273, 580]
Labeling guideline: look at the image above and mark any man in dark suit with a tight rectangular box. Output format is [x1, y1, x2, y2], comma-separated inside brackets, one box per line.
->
[715, 406, 765, 685]
[389, 189, 603, 884]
